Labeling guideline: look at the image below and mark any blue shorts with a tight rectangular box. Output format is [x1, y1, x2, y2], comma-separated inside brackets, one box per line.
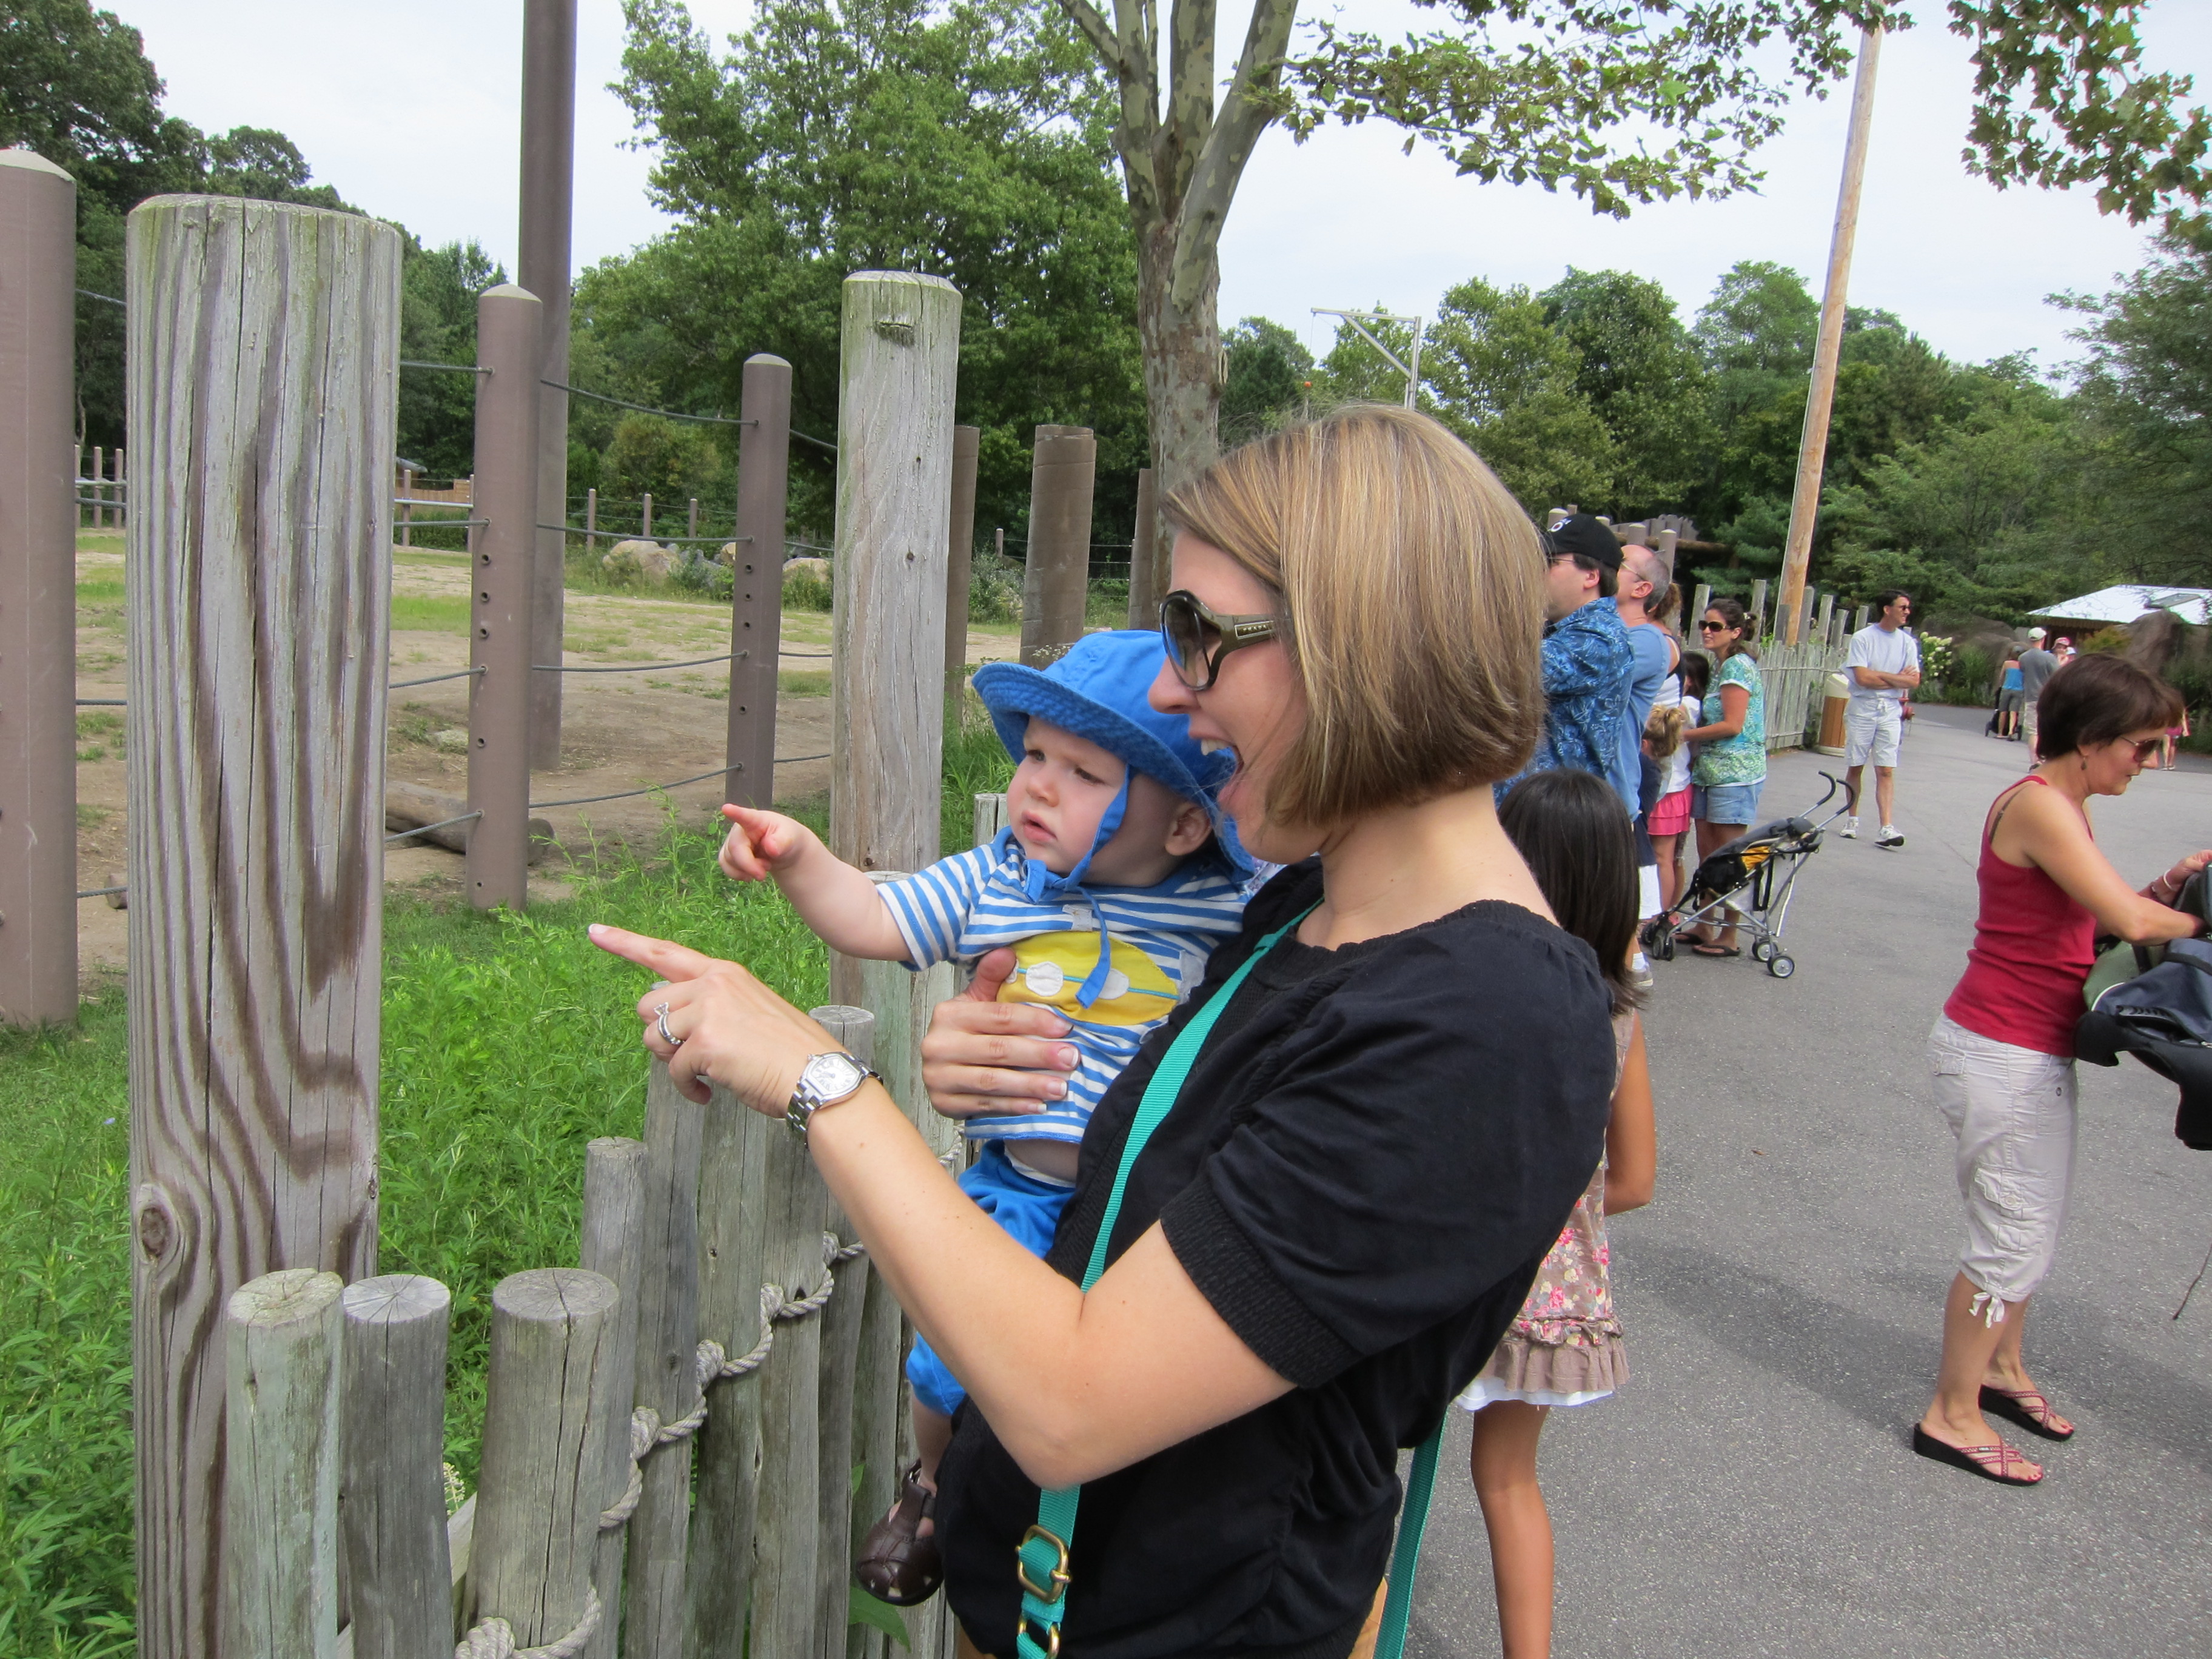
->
[905, 1143, 1073, 1418]
[1694, 779, 1763, 828]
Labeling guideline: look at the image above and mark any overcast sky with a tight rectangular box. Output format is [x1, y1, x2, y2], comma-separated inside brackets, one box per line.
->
[112, 0, 2212, 375]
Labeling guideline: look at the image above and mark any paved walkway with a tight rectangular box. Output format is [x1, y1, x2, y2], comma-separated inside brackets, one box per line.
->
[1409, 706, 2212, 1658]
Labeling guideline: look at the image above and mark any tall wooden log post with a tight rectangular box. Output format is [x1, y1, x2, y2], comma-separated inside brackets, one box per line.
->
[469, 1269, 622, 1651]
[468, 285, 541, 911]
[1019, 424, 1095, 667]
[811, 1005, 876, 1659]
[0, 150, 78, 1025]
[127, 195, 398, 1659]
[1777, 24, 1883, 645]
[223, 1270, 346, 1659]
[339, 1275, 453, 1659]
[1125, 465, 1163, 630]
[579, 1137, 647, 1659]
[521, 0, 578, 767]
[943, 424, 980, 712]
[726, 354, 793, 809]
[628, 1064, 705, 1656]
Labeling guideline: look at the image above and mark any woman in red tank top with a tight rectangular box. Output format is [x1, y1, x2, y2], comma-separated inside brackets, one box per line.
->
[1916, 654, 2210, 1487]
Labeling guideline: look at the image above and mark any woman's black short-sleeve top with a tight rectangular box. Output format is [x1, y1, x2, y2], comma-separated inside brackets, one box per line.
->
[936, 863, 1616, 1659]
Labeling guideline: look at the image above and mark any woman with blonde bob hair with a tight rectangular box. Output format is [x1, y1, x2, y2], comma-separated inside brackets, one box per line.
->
[592, 406, 1615, 1658]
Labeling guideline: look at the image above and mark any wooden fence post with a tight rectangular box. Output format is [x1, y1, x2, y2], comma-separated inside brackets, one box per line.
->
[1690, 584, 1711, 634]
[466, 284, 541, 912]
[586, 485, 597, 540]
[339, 1275, 452, 1659]
[579, 1137, 648, 1659]
[468, 1269, 622, 1650]
[521, 0, 577, 771]
[751, 1081, 830, 1656]
[943, 423, 980, 712]
[118, 445, 126, 524]
[827, 269, 962, 1000]
[0, 149, 78, 1026]
[627, 1064, 705, 1657]
[689, 496, 700, 540]
[643, 490, 654, 541]
[223, 1269, 345, 1659]
[400, 465, 415, 547]
[812, 1004, 876, 1659]
[1125, 465, 1162, 630]
[93, 444, 106, 528]
[688, 1086, 767, 1659]
[1749, 578, 1769, 642]
[1019, 424, 1094, 667]
[127, 195, 398, 1659]
[726, 354, 792, 809]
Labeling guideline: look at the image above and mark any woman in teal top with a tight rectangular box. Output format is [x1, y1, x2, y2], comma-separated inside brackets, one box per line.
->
[1683, 596, 1766, 956]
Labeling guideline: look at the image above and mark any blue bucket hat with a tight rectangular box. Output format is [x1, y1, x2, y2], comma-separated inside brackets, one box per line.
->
[971, 631, 1252, 1005]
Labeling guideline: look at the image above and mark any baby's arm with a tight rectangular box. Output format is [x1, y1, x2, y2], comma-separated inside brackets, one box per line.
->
[718, 805, 910, 961]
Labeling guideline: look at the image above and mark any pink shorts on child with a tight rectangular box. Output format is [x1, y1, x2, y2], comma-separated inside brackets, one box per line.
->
[1648, 785, 1693, 836]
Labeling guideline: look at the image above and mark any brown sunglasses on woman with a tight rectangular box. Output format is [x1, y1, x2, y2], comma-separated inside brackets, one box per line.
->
[1159, 589, 1279, 690]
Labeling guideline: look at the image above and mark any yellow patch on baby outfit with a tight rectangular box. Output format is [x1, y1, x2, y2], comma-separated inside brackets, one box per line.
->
[1000, 932, 1178, 1026]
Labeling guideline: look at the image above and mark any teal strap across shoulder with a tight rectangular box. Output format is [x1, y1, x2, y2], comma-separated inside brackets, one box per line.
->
[1014, 908, 1310, 1659]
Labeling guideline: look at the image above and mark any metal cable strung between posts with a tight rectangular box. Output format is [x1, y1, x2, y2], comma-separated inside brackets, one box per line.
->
[390, 666, 487, 689]
[76, 884, 127, 899]
[76, 697, 126, 706]
[386, 810, 482, 845]
[529, 766, 735, 809]
[532, 651, 741, 674]
[403, 359, 493, 374]
[454, 1586, 602, 1659]
[539, 523, 756, 548]
[76, 288, 126, 307]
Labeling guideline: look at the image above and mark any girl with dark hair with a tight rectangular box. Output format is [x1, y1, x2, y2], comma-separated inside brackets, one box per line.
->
[1460, 768, 1657, 1658]
[1917, 652, 2212, 1485]
[1682, 598, 1766, 956]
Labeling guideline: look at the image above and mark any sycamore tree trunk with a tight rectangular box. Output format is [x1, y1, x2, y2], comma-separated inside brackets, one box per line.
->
[1062, 0, 1296, 494]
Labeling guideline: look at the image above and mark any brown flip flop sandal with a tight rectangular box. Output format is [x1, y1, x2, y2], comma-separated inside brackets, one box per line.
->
[856, 1461, 943, 1605]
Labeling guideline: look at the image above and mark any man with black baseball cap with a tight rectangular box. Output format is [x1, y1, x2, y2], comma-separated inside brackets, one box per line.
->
[1506, 513, 1636, 813]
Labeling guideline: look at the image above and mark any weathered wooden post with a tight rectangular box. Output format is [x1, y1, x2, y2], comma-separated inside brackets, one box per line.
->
[467, 284, 541, 912]
[726, 354, 793, 809]
[1019, 424, 1094, 667]
[812, 1004, 876, 1657]
[1815, 592, 1835, 651]
[689, 496, 700, 540]
[1126, 465, 1163, 629]
[127, 195, 398, 1659]
[117, 445, 127, 524]
[0, 149, 79, 1026]
[468, 1269, 622, 1651]
[222, 1269, 345, 1659]
[688, 1086, 766, 1659]
[627, 1064, 704, 1657]
[579, 1137, 647, 1659]
[643, 489, 654, 541]
[943, 423, 980, 711]
[340, 1275, 453, 1659]
[586, 484, 598, 541]
[520, 0, 577, 771]
[400, 465, 415, 548]
[1749, 578, 1769, 641]
[93, 444, 106, 527]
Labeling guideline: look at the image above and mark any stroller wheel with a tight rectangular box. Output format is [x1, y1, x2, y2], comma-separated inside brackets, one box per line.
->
[1750, 939, 1775, 963]
[1767, 954, 1795, 979]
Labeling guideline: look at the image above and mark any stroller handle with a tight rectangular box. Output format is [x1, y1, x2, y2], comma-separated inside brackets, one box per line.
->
[1814, 770, 1860, 820]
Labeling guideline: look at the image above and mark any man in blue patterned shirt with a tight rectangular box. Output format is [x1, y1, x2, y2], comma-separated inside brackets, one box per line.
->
[1507, 513, 1636, 813]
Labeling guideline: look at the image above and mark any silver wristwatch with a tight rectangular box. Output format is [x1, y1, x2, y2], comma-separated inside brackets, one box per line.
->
[784, 1050, 878, 1144]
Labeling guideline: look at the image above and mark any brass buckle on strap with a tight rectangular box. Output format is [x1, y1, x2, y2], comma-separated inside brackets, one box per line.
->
[1020, 1614, 1065, 1657]
[1016, 1524, 1071, 1603]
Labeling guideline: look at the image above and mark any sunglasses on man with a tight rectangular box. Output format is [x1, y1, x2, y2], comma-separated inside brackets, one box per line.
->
[1158, 590, 1278, 690]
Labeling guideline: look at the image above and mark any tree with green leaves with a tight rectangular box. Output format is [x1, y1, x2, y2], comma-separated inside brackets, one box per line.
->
[1219, 316, 1314, 443]
[1539, 269, 1711, 514]
[1054, 0, 2210, 492]
[609, 0, 1147, 537]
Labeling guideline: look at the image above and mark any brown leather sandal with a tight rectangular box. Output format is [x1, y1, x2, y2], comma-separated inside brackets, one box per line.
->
[855, 1461, 943, 1605]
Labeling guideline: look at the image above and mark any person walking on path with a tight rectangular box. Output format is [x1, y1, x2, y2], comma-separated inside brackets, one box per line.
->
[1915, 652, 2212, 1486]
[1839, 590, 1921, 848]
[594, 406, 1615, 1659]
[1617, 544, 1680, 978]
[1460, 768, 1656, 1659]
[2017, 628, 2060, 756]
[1992, 647, 2024, 740]
[1682, 598, 1766, 957]
[1511, 513, 1635, 813]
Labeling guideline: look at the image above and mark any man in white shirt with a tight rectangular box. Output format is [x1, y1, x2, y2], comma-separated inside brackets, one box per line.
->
[1840, 589, 1922, 848]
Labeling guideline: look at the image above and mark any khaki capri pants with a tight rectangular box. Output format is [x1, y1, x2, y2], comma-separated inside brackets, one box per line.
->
[1928, 1013, 2079, 1306]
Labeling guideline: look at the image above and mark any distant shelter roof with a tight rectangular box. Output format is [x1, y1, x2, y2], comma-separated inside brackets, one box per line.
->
[2029, 585, 2212, 628]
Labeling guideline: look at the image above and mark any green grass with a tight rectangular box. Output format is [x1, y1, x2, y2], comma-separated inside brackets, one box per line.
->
[0, 738, 1004, 1652]
[392, 593, 472, 633]
[779, 668, 833, 699]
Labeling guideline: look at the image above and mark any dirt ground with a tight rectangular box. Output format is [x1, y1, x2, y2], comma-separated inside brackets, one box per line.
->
[70, 535, 1021, 989]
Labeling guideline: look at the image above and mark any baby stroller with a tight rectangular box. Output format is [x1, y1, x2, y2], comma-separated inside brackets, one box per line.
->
[1643, 773, 1858, 980]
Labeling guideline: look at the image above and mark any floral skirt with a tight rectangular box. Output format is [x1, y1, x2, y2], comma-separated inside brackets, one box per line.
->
[1455, 1324, 1629, 1412]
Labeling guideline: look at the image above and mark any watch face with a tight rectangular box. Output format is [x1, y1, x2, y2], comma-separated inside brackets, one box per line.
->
[803, 1051, 867, 1101]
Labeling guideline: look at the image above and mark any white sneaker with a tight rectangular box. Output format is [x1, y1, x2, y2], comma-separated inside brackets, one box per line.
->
[1838, 816, 1859, 839]
[1876, 825, 1905, 849]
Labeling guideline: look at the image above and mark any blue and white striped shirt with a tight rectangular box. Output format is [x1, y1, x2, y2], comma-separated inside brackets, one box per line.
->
[879, 840, 1248, 1146]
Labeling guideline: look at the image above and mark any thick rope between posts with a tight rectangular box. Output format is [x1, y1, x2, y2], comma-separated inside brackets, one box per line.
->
[599, 1231, 863, 1529]
[454, 1586, 602, 1659]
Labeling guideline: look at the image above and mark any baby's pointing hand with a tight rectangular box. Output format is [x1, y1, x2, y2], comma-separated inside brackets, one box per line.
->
[718, 803, 806, 881]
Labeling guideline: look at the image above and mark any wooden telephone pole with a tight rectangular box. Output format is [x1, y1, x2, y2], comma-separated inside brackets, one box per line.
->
[1777, 25, 1882, 646]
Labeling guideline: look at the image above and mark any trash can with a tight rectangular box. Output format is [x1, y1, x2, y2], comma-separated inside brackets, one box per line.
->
[1814, 671, 1851, 756]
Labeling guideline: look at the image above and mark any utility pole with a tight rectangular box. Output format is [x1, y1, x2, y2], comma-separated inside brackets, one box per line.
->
[519, 0, 576, 764]
[1312, 308, 1424, 409]
[1777, 25, 1882, 646]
